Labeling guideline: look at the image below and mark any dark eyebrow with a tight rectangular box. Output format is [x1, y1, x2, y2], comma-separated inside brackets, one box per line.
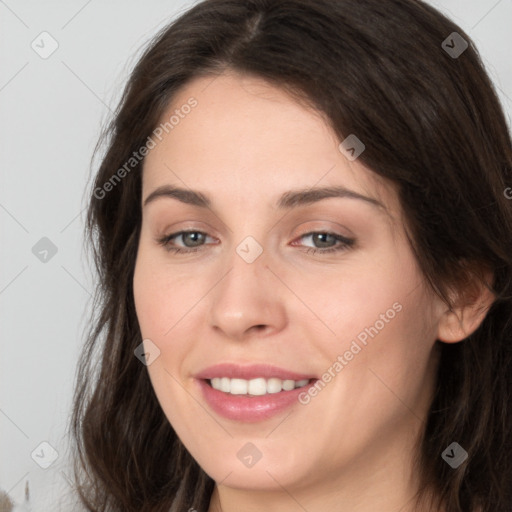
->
[143, 185, 385, 211]
[276, 186, 384, 210]
[144, 185, 210, 208]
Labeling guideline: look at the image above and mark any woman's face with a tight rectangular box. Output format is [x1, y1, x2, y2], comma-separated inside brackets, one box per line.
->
[133, 72, 445, 502]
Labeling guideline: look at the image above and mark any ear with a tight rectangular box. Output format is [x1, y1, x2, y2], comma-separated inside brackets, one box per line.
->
[437, 268, 495, 343]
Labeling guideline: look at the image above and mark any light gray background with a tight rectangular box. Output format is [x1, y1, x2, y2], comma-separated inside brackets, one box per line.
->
[1, 0, 511, 509]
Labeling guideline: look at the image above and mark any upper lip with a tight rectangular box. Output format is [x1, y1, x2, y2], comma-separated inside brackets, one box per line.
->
[194, 363, 316, 381]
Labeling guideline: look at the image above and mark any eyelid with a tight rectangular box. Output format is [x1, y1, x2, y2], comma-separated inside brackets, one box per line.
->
[291, 219, 355, 239]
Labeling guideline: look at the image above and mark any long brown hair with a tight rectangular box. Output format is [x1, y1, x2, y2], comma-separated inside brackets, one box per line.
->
[70, 0, 512, 510]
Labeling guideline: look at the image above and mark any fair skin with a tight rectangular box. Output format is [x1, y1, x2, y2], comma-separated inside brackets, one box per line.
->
[133, 71, 492, 512]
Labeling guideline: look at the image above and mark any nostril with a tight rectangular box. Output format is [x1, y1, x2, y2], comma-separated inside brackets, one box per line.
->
[248, 325, 267, 334]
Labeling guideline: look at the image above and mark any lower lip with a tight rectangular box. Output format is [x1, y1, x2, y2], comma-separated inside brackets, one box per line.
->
[196, 378, 316, 422]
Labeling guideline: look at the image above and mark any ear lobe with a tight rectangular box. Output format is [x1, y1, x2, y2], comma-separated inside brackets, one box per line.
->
[437, 269, 495, 343]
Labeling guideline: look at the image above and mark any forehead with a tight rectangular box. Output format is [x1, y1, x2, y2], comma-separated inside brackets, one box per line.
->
[141, 71, 398, 217]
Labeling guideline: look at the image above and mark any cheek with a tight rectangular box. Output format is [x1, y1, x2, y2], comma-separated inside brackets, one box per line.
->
[299, 248, 422, 348]
[132, 246, 206, 407]
[133, 245, 193, 340]
[316, 248, 437, 397]
[133, 251, 160, 339]
[133, 251, 198, 419]
[333, 282, 438, 433]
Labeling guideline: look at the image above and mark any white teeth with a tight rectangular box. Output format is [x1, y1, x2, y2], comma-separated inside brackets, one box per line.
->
[266, 377, 282, 394]
[220, 377, 231, 393]
[209, 377, 311, 395]
[248, 378, 267, 396]
[230, 378, 248, 394]
[282, 379, 295, 391]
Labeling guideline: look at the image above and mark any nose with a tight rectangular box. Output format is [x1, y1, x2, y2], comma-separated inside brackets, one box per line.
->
[208, 244, 288, 341]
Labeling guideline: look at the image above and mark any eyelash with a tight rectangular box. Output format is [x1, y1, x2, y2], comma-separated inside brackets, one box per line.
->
[156, 230, 355, 255]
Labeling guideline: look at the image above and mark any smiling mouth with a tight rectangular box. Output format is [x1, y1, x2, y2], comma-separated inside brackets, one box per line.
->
[206, 377, 315, 396]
